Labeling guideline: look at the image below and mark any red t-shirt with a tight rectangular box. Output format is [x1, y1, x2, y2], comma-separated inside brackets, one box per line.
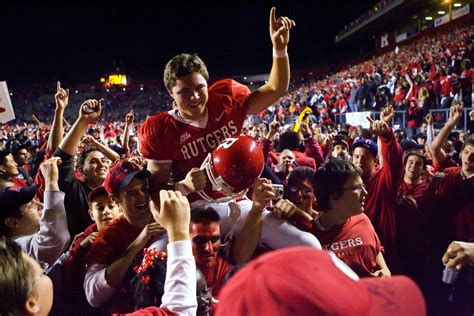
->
[313, 213, 382, 277]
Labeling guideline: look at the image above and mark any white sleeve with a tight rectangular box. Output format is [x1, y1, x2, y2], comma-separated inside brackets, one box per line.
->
[160, 240, 197, 316]
[84, 263, 117, 308]
[260, 210, 322, 250]
[14, 190, 71, 265]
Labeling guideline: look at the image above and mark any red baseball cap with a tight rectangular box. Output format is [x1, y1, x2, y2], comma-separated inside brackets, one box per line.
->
[216, 247, 425, 316]
[88, 186, 109, 204]
[104, 160, 151, 195]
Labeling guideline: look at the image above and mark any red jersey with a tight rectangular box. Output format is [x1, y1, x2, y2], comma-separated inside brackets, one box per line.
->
[313, 213, 382, 277]
[138, 79, 251, 182]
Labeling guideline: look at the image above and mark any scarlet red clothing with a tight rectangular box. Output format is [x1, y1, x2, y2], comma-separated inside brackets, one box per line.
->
[199, 255, 233, 298]
[428, 167, 474, 244]
[313, 214, 382, 277]
[138, 79, 251, 183]
[364, 130, 403, 264]
[86, 216, 144, 314]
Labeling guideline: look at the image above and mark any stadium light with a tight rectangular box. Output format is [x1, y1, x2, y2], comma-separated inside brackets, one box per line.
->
[140, 87, 144, 91]
[75, 90, 79, 94]
[425, 16, 433, 20]
[10, 92, 13, 96]
[244, 76, 247, 80]
[106, 89, 110, 92]
[438, 10, 446, 14]
[453, 3, 462, 7]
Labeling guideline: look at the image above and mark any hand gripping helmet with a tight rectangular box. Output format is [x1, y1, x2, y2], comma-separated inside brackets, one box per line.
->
[198, 135, 264, 202]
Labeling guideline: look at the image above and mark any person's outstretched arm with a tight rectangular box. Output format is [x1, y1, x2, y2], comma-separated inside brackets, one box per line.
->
[246, 7, 295, 115]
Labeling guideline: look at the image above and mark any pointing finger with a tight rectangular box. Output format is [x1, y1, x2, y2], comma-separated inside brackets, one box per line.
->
[270, 7, 277, 24]
[366, 116, 375, 124]
[57, 81, 61, 92]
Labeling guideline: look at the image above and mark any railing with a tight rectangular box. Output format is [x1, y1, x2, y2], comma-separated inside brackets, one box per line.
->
[333, 108, 473, 131]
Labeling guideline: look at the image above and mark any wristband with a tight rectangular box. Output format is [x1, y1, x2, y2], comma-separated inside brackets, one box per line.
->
[273, 47, 288, 58]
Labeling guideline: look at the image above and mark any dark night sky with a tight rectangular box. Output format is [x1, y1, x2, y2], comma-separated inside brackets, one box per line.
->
[2, 1, 376, 86]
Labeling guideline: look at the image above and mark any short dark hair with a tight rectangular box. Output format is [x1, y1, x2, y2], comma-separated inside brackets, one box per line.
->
[313, 160, 362, 211]
[77, 147, 102, 170]
[461, 134, 474, 152]
[0, 236, 35, 315]
[285, 167, 316, 200]
[191, 207, 221, 224]
[279, 131, 301, 151]
[163, 54, 209, 91]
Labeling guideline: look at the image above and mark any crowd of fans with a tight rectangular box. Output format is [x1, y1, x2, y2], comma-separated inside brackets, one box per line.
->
[0, 11, 473, 316]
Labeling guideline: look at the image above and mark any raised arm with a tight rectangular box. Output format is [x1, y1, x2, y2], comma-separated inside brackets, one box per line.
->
[81, 135, 120, 163]
[48, 81, 69, 152]
[152, 190, 197, 315]
[430, 102, 464, 164]
[122, 110, 134, 158]
[58, 99, 103, 156]
[231, 178, 275, 263]
[246, 7, 295, 115]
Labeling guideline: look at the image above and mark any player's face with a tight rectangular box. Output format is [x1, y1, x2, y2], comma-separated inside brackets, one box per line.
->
[89, 195, 121, 231]
[190, 221, 221, 269]
[170, 73, 209, 121]
[278, 149, 295, 173]
[352, 148, 375, 179]
[404, 155, 424, 181]
[334, 175, 367, 218]
[461, 144, 474, 177]
[116, 178, 151, 220]
[287, 178, 314, 212]
[14, 149, 30, 166]
[332, 144, 349, 160]
[82, 151, 110, 182]
[1, 153, 19, 177]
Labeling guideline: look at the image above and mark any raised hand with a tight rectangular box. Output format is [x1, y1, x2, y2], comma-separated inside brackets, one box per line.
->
[380, 105, 394, 125]
[300, 122, 311, 138]
[448, 102, 464, 126]
[40, 156, 62, 184]
[125, 110, 134, 126]
[251, 178, 276, 212]
[425, 113, 433, 125]
[367, 116, 390, 136]
[150, 190, 190, 242]
[55, 81, 69, 110]
[269, 7, 295, 50]
[79, 98, 104, 124]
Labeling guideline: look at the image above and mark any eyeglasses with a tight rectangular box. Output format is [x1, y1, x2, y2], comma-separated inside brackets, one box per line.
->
[192, 236, 221, 245]
[342, 183, 366, 193]
[288, 186, 313, 196]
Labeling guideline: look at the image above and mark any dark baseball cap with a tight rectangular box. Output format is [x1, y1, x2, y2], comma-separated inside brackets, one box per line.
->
[0, 185, 38, 218]
[400, 139, 424, 152]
